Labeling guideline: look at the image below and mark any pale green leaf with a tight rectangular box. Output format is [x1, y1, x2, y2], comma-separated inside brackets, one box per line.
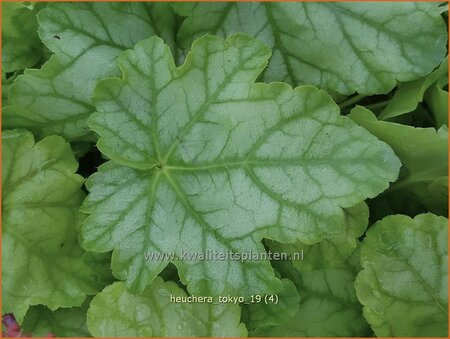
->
[87, 278, 246, 337]
[22, 301, 91, 337]
[2, 130, 98, 323]
[174, 2, 447, 95]
[253, 203, 371, 337]
[271, 202, 369, 272]
[349, 106, 448, 217]
[379, 58, 448, 120]
[3, 3, 176, 141]
[296, 201, 369, 268]
[81, 35, 400, 296]
[2, 3, 43, 72]
[355, 214, 448, 337]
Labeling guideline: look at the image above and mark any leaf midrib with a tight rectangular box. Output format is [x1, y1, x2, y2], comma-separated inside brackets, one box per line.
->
[164, 157, 362, 172]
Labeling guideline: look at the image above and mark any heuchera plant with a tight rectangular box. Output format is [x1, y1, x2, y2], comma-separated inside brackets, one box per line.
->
[2, 2, 448, 338]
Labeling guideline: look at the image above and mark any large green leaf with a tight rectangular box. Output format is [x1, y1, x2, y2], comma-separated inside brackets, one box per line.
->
[3, 3, 176, 141]
[355, 214, 448, 337]
[254, 203, 371, 337]
[350, 106, 448, 218]
[2, 130, 98, 323]
[2, 3, 43, 73]
[174, 2, 447, 95]
[87, 278, 246, 337]
[81, 34, 400, 296]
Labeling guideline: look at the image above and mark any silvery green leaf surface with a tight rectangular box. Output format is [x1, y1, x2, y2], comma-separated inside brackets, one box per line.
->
[81, 34, 400, 296]
[3, 3, 176, 141]
[174, 2, 447, 95]
[355, 214, 448, 337]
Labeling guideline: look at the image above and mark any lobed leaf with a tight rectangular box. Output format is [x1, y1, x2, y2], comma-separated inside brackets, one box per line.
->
[174, 2, 447, 95]
[256, 203, 371, 337]
[355, 214, 448, 337]
[3, 3, 176, 141]
[2, 130, 99, 323]
[87, 278, 246, 337]
[2, 3, 43, 73]
[81, 35, 400, 296]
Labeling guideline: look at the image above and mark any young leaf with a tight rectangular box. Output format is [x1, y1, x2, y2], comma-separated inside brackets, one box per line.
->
[3, 3, 176, 141]
[355, 214, 448, 337]
[21, 302, 91, 337]
[350, 106, 448, 217]
[2, 130, 98, 323]
[81, 35, 400, 296]
[87, 278, 247, 337]
[2, 3, 43, 73]
[254, 203, 371, 337]
[379, 58, 448, 120]
[174, 2, 447, 95]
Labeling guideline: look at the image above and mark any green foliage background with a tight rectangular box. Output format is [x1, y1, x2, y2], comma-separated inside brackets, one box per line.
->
[2, 2, 448, 338]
